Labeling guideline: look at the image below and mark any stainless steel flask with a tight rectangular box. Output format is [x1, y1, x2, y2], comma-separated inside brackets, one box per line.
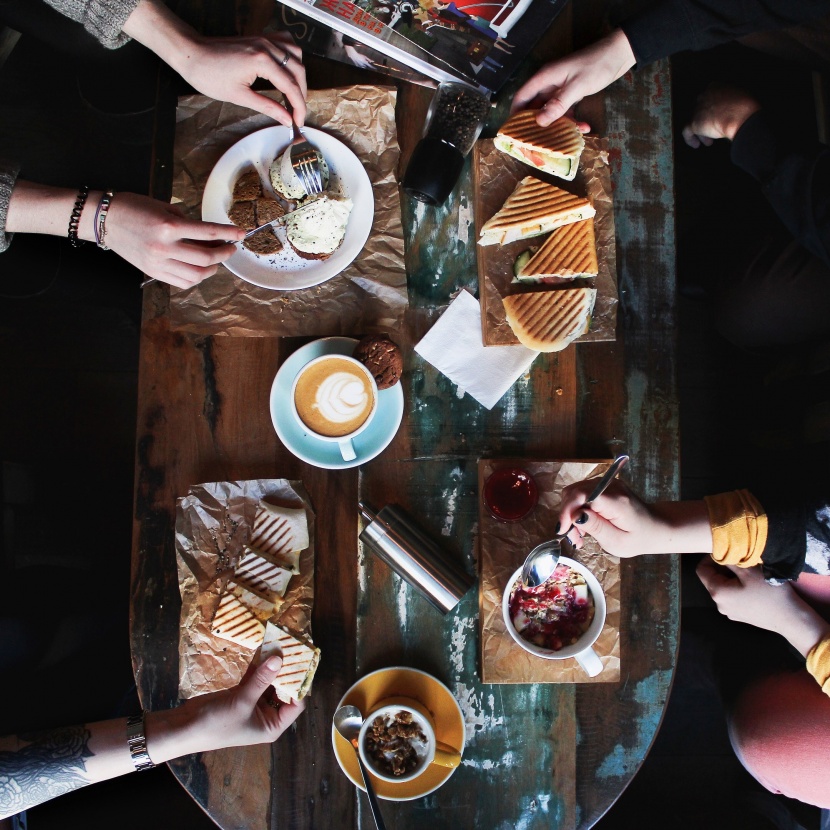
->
[358, 502, 475, 614]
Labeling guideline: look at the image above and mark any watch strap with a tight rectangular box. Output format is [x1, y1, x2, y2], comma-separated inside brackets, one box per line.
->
[126, 713, 155, 771]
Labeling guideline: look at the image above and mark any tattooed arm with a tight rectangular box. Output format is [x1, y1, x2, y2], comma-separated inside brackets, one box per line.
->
[0, 656, 304, 819]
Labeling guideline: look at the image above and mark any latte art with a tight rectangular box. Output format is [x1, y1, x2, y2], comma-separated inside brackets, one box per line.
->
[313, 372, 370, 423]
[294, 356, 377, 439]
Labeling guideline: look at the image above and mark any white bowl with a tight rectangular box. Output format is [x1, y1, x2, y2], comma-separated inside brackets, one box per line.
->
[502, 556, 606, 676]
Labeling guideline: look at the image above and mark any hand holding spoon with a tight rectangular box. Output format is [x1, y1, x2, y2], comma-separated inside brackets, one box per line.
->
[520, 454, 630, 588]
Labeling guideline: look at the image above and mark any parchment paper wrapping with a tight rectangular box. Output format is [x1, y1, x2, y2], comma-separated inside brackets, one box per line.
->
[168, 86, 407, 336]
[478, 460, 621, 684]
[176, 479, 315, 699]
[473, 136, 618, 346]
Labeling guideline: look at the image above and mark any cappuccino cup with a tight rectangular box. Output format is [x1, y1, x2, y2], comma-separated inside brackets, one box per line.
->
[358, 698, 461, 784]
[291, 354, 378, 461]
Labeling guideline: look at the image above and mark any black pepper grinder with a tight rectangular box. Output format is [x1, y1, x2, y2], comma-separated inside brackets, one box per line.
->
[403, 82, 491, 207]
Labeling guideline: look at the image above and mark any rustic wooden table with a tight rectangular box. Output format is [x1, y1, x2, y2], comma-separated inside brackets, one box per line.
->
[131, 2, 679, 828]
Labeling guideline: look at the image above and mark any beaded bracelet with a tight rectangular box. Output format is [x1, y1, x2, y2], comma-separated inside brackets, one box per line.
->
[94, 190, 116, 250]
[68, 185, 90, 247]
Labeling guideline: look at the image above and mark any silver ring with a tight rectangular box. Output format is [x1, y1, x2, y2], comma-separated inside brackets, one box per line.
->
[279, 50, 290, 68]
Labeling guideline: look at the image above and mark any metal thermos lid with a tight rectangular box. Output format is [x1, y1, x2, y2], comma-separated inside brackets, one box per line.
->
[358, 501, 475, 614]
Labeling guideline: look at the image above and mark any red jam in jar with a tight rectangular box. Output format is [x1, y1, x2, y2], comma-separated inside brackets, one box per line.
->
[508, 563, 595, 651]
[483, 468, 538, 522]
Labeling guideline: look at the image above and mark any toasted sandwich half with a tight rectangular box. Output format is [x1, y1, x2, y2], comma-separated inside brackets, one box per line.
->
[234, 548, 294, 605]
[515, 219, 598, 282]
[260, 623, 321, 704]
[248, 502, 308, 574]
[211, 590, 266, 649]
[479, 177, 595, 246]
[495, 111, 584, 181]
[503, 287, 597, 352]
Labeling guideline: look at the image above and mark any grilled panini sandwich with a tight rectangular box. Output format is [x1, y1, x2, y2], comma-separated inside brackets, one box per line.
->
[503, 287, 597, 352]
[479, 177, 595, 246]
[495, 112, 584, 180]
[248, 502, 308, 574]
[234, 548, 293, 605]
[515, 219, 598, 281]
[261, 623, 321, 704]
[211, 590, 266, 649]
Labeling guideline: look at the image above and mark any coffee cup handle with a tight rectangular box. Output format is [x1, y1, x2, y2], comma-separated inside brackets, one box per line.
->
[338, 438, 356, 462]
[575, 646, 603, 677]
[432, 742, 461, 769]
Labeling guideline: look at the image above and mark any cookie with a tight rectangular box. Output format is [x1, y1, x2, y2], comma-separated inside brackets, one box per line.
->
[228, 200, 257, 230]
[353, 335, 403, 390]
[233, 170, 262, 202]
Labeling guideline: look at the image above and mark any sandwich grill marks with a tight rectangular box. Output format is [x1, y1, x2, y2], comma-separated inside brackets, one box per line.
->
[497, 111, 584, 159]
[479, 177, 594, 245]
[518, 219, 598, 280]
[212, 591, 266, 648]
[249, 502, 308, 573]
[262, 623, 321, 704]
[503, 287, 597, 352]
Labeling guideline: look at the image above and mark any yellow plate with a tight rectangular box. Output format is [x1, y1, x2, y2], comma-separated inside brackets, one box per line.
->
[331, 666, 465, 801]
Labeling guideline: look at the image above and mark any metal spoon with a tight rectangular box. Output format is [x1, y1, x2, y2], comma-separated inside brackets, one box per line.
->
[333, 705, 387, 830]
[520, 454, 630, 588]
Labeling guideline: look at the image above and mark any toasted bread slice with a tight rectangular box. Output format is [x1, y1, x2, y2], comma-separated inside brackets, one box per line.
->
[495, 112, 584, 180]
[479, 177, 595, 246]
[211, 590, 265, 649]
[260, 623, 321, 704]
[248, 502, 308, 574]
[232, 170, 262, 202]
[516, 219, 598, 281]
[228, 579, 275, 623]
[234, 548, 294, 604]
[503, 287, 597, 352]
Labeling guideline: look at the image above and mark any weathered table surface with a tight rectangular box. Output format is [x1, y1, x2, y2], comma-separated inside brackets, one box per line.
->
[131, 1, 678, 828]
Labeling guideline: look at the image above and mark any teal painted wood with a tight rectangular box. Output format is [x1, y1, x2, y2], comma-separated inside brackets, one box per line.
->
[359, 460, 576, 830]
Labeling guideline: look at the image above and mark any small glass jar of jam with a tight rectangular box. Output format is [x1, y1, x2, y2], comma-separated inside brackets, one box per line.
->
[483, 467, 538, 523]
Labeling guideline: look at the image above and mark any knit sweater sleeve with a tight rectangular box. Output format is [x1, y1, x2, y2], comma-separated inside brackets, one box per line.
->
[0, 161, 20, 254]
[42, 0, 140, 49]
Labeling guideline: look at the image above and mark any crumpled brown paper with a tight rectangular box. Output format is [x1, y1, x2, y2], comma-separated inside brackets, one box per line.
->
[478, 460, 621, 684]
[474, 136, 618, 346]
[176, 479, 315, 699]
[168, 86, 408, 337]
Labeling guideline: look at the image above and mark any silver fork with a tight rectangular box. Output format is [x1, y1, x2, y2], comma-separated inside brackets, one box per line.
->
[288, 121, 323, 196]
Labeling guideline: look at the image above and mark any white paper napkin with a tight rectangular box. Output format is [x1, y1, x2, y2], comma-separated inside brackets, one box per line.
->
[415, 290, 539, 410]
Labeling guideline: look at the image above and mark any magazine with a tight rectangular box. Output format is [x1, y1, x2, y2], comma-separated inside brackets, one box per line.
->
[276, 0, 570, 94]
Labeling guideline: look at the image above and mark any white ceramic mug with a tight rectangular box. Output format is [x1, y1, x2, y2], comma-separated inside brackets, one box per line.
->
[290, 354, 378, 461]
[358, 699, 461, 784]
[501, 556, 606, 677]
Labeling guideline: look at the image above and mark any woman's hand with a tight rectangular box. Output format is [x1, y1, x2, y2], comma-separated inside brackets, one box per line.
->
[556, 478, 712, 558]
[104, 193, 244, 288]
[681, 84, 760, 148]
[173, 33, 308, 127]
[147, 656, 306, 761]
[511, 29, 635, 129]
[696, 560, 830, 657]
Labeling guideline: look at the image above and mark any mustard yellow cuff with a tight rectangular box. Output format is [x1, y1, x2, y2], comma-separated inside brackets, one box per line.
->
[807, 636, 830, 698]
[704, 490, 767, 568]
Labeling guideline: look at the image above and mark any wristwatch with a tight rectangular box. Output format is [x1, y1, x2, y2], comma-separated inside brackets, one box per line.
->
[126, 713, 155, 771]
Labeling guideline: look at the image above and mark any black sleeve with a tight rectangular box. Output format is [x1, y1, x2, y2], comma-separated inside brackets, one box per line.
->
[761, 497, 830, 581]
[621, 0, 830, 65]
[730, 110, 830, 267]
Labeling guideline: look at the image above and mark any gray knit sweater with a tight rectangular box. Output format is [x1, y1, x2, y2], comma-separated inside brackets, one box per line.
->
[0, 0, 140, 251]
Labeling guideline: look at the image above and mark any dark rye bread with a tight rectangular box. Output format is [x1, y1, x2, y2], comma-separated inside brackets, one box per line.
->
[228, 200, 257, 230]
[255, 198, 285, 225]
[244, 227, 282, 256]
[232, 170, 262, 202]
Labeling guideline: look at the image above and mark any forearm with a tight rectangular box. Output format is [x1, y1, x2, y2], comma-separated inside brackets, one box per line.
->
[121, 0, 202, 77]
[0, 708, 206, 819]
[6, 181, 102, 243]
[649, 499, 713, 553]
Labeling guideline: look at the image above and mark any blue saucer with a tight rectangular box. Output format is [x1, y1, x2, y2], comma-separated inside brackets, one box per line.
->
[270, 337, 404, 470]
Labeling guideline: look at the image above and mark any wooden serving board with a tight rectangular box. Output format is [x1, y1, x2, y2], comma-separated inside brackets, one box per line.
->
[473, 136, 619, 347]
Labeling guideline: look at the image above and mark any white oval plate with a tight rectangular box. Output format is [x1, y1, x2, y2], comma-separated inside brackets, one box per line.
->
[202, 126, 373, 290]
